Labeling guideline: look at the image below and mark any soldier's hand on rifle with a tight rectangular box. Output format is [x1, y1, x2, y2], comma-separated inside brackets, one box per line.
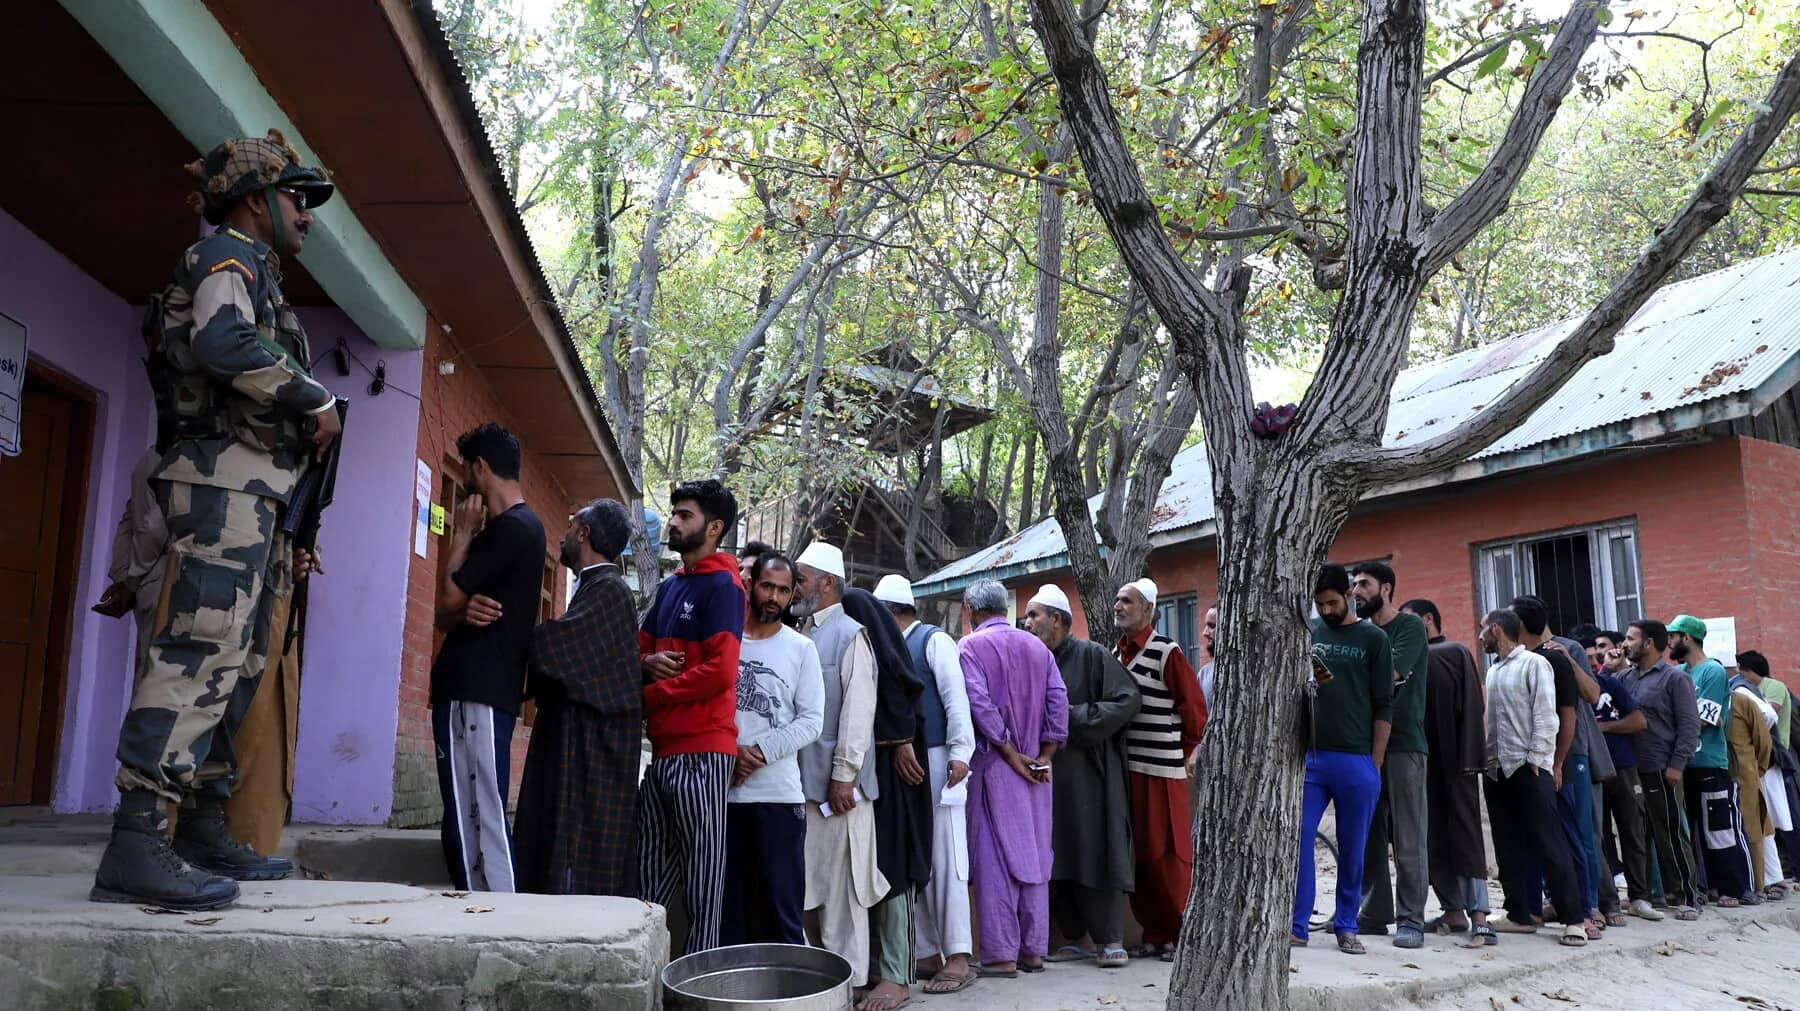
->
[92, 582, 134, 618]
[294, 547, 323, 579]
[463, 594, 503, 627]
[309, 403, 342, 460]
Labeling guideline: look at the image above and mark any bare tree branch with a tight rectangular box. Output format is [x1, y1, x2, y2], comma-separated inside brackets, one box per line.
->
[1358, 49, 1800, 483]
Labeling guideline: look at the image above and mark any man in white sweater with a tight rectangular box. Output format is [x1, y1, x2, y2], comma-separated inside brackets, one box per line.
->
[722, 551, 825, 945]
[874, 575, 977, 995]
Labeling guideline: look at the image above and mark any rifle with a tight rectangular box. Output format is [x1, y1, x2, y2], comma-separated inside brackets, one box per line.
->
[281, 398, 348, 652]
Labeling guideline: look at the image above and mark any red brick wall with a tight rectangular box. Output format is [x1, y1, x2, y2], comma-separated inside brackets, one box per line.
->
[390, 318, 578, 826]
[993, 438, 1773, 661]
[1740, 437, 1800, 688]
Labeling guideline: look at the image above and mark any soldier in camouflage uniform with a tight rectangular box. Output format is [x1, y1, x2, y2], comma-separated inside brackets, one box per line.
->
[92, 130, 342, 911]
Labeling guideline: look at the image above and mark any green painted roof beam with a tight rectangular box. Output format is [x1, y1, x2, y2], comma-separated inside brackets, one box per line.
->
[60, 0, 426, 351]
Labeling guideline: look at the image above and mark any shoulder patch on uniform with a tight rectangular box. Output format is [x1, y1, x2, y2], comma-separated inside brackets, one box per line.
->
[207, 257, 255, 283]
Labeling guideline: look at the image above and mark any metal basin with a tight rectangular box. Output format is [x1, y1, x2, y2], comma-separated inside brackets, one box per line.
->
[661, 943, 853, 1011]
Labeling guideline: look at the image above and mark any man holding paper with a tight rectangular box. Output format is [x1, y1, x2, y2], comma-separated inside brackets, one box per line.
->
[793, 543, 886, 992]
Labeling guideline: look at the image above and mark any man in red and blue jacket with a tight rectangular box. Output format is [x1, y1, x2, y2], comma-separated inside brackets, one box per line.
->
[639, 478, 745, 954]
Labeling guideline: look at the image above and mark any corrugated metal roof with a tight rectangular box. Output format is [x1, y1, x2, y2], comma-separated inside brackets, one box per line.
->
[914, 245, 1800, 596]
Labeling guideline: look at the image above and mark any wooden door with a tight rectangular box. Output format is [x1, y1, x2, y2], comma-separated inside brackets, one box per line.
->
[0, 388, 75, 805]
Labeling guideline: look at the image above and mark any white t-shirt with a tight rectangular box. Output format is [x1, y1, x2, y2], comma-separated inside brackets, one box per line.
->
[729, 625, 826, 804]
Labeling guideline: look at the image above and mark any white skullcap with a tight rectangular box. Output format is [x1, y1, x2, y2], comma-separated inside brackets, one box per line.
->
[873, 574, 914, 607]
[795, 542, 846, 579]
[1127, 578, 1159, 608]
[1029, 583, 1071, 614]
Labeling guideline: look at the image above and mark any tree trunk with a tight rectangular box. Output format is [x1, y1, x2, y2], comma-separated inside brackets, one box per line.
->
[1166, 433, 1363, 1009]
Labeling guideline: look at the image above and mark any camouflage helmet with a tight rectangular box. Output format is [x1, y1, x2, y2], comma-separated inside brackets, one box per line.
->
[185, 128, 333, 225]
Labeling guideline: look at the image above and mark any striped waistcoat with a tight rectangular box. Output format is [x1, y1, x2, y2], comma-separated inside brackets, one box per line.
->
[1120, 632, 1185, 778]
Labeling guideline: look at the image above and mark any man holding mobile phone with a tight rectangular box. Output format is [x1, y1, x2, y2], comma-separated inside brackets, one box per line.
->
[958, 579, 1069, 979]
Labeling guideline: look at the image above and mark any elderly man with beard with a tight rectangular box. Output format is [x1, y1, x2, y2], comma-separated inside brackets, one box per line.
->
[873, 574, 978, 996]
[791, 543, 887, 999]
[513, 499, 642, 898]
[1349, 562, 1430, 949]
[1024, 584, 1140, 969]
[960, 579, 1069, 978]
[1113, 577, 1206, 960]
[723, 551, 824, 945]
[1292, 564, 1392, 955]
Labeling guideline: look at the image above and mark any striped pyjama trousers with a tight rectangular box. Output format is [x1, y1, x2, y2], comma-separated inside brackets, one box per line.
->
[639, 752, 735, 954]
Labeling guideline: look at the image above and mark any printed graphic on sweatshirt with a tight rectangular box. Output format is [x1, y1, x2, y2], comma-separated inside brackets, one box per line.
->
[737, 658, 791, 728]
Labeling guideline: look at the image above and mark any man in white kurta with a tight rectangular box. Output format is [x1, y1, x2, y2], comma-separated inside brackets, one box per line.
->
[794, 543, 888, 988]
[873, 574, 977, 994]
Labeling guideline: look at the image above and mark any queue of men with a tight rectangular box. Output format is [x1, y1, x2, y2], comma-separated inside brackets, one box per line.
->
[1293, 560, 1800, 958]
[413, 460, 1219, 1008]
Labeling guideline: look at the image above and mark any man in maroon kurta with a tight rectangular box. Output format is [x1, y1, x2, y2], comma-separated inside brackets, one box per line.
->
[1113, 578, 1206, 960]
[958, 579, 1069, 976]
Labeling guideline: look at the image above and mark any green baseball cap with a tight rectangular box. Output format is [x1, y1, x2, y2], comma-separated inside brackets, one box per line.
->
[1667, 614, 1707, 641]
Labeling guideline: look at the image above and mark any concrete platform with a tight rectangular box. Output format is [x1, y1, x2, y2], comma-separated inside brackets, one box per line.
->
[0, 874, 666, 1010]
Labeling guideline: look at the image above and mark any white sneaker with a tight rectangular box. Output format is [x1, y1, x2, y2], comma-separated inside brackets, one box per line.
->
[1631, 899, 1665, 921]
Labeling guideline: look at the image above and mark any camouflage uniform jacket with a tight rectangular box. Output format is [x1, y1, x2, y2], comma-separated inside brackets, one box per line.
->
[153, 225, 333, 504]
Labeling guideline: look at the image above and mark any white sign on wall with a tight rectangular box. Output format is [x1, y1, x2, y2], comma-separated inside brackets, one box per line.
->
[0, 311, 26, 457]
[1701, 616, 1738, 668]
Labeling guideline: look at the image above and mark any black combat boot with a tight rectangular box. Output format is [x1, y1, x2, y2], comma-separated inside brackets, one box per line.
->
[91, 790, 240, 910]
[173, 793, 294, 881]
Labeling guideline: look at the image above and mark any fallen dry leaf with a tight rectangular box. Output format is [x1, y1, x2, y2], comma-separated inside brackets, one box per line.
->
[464, 906, 495, 914]
[260, 907, 274, 913]
[1098, 997, 1120, 1006]
[304, 916, 316, 922]
[1489, 999, 1506, 1011]
[139, 907, 183, 916]
[441, 891, 471, 899]
[185, 917, 223, 926]
[350, 916, 390, 925]
[1541, 992, 1577, 1004]
[1402, 963, 1420, 970]
[1658, 941, 1681, 956]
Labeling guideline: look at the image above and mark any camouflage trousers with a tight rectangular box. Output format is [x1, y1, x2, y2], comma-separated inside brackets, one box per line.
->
[115, 481, 290, 805]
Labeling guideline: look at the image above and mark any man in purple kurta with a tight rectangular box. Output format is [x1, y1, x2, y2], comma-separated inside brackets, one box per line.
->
[956, 579, 1069, 976]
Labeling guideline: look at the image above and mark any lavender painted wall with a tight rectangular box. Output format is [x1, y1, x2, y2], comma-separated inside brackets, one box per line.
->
[3, 208, 421, 822]
[290, 311, 420, 824]
[1, 207, 153, 813]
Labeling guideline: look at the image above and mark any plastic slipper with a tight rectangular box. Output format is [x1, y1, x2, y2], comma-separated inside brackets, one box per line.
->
[1718, 896, 1742, 908]
[1335, 932, 1366, 955]
[1019, 961, 1046, 974]
[1582, 920, 1603, 941]
[1425, 915, 1469, 934]
[856, 994, 911, 1011]
[1559, 924, 1587, 947]
[923, 968, 977, 994]
[1605, 911, 1629, 927]
[1097, 946, 1130, 967]
[1490, 917, 1538, 934]
[1290, 934, 1308, 947]
[1675, 906, 1700, 921]
[1046, 945, 1093, 963]
[976, 965, 1018, 979]
[1470, 923, 1498, 946]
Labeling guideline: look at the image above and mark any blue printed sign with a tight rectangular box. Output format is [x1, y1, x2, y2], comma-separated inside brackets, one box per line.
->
[0, 312, 26, 457]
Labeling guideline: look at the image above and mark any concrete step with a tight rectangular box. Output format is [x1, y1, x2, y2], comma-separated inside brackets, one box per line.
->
[0, 874, 666, 1010]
